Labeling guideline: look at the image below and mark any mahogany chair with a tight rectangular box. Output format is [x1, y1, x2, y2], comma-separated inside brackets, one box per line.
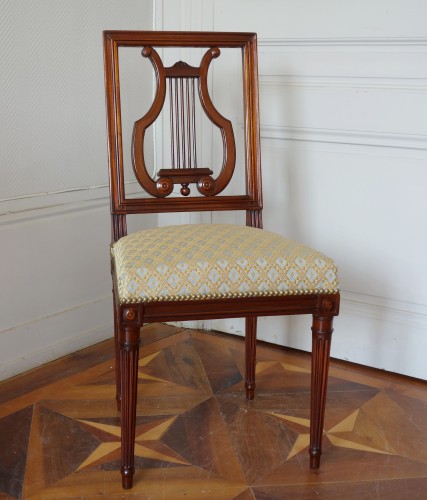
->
[103, 31, 340, 489]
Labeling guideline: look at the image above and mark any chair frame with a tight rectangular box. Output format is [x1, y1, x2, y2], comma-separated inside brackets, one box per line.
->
[103, 30, 340, 489]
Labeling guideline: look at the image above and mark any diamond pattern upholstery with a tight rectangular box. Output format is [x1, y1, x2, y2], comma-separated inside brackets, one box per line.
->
[112, 224, 339, 304]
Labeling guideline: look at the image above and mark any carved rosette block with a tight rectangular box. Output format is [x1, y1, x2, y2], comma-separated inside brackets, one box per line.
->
[317, 294, 340, 317]
[121, 306, 141, 327]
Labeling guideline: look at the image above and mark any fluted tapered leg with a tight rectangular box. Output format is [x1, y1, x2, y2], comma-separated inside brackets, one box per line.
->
[310, 315, 334, 469]
[120, 325, 141, 489]
[245, 316, 257, 400]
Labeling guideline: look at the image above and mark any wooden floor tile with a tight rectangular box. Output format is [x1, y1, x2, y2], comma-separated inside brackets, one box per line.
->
[0, 406, 33, 499]
[252, 477, 427, 500]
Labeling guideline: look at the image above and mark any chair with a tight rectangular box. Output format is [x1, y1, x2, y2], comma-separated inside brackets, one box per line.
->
[103, 31, 340, 489]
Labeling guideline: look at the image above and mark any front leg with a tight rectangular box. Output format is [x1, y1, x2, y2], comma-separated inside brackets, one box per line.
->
[309, 314, 333, 468]
[119, 312, 141, 489]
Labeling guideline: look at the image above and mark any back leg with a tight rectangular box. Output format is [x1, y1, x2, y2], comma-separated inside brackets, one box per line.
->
[245, 316, 257, 400]
[113, 288, 121, 411]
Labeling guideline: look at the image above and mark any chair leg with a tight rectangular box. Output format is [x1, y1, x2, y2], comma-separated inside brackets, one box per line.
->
[309, 314, 334, 469]
[113, 291, 121, 411]
[120, 324, 141, 489]
[245, 316, 257, 400]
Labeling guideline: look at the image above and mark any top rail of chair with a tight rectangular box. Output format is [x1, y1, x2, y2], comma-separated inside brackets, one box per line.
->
[103, 31, 257, 48]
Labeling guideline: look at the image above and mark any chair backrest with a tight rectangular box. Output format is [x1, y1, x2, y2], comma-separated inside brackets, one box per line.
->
[103, 31, 262, 242]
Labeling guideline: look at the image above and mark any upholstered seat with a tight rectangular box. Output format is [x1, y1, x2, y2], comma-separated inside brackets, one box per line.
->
[112, 224, 338, 304]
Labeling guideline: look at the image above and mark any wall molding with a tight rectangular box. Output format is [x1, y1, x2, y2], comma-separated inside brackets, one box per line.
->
[0, 185, 109, 219]
[259, 37, 427, 47]
[340, 291, 427, 331]
[0, 196, 111, 228]
[259, 74, 427, 91]
[334, 291, 427, 380]
[0, 180, 146, 222]
[260, 124, 427, 151]
[0, 295, 111, 337]
[0, 295, 113, 381]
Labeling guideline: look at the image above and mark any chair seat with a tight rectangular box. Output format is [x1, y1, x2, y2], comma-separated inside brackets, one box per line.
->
[112, 224, 339, 304]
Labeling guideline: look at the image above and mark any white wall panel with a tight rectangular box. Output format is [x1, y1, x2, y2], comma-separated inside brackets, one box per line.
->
[158, 0, 427, 379]
[0, 199, 156, 381]
[0, 1, 155, 380]
[0, 1, 153, 201]
[212, 0, 427, 38]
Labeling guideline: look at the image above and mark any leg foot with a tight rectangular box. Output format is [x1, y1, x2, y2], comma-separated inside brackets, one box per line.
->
[309, 449, 321, 469]
[245, 384, 255, 400]
[121, 467, 134, 489]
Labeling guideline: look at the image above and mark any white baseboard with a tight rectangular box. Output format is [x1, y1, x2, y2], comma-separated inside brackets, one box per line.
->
[0, 296, 113, 381]
[216, 292, 427, 381]
[332, 291, 427, 380]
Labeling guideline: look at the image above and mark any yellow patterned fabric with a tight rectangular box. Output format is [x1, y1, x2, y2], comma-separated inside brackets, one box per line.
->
[111, 224, 339, 304]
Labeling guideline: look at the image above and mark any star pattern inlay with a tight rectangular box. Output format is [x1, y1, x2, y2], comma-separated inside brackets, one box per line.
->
[270, 406, 396, 460]
[262, 361, 398, 461]
[137, 351, 167, 382]
[76, 416, 190, 471]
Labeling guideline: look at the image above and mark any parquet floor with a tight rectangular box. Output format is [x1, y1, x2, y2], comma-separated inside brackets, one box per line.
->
[1, 324, 427, 499]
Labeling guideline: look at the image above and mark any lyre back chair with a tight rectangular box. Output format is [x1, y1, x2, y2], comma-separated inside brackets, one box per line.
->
[103, 31, 340, 489]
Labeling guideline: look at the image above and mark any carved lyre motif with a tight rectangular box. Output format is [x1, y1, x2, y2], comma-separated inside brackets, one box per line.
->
[132, 46, 236, 197]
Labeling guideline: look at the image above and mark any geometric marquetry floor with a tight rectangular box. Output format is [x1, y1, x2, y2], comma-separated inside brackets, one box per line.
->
[1, 325, 427, 499]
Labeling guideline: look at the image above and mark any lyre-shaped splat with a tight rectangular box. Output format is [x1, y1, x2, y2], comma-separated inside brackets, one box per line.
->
[132, 46, 236, 197]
